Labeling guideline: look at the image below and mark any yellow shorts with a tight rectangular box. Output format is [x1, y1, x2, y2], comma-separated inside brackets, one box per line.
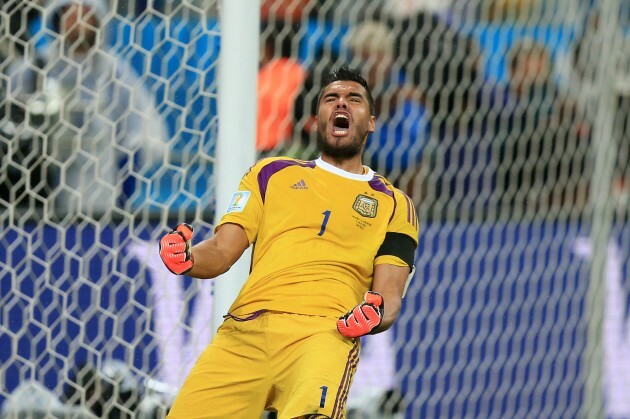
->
[167, 311, 360, 419]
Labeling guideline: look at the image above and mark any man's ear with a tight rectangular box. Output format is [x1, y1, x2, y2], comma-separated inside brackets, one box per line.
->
[368, 115, 376, 133]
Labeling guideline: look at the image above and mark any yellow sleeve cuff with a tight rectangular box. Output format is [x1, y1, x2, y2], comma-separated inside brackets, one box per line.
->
[374, 254, 410, 268]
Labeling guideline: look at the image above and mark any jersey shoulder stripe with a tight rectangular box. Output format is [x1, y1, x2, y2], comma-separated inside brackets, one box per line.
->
[396, 189, 418, 229]
[367, 174, 395, 198]
[400, 190, 418, 228]
[255, 157, 316, 202]
[368, 174, 396, 222]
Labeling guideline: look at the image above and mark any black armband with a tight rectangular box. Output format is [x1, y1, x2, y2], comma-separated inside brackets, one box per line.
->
[375, 232, 416, 267]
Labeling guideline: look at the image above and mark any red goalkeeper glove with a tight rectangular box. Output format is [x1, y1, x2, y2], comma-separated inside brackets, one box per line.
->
[159, 223, 194, 275]
[337, 291, 384, 338]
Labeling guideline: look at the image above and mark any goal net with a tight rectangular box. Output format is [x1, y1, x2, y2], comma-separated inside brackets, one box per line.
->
[1, 0, 220, 416]
[258, 1, 629, 418]
[1, 0, 629, 418]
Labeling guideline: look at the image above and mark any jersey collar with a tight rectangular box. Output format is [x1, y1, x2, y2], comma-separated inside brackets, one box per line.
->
[315, 157, 375, 181]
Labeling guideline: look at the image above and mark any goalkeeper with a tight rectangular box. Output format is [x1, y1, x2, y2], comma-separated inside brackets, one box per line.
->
[160, 66, 419, 419]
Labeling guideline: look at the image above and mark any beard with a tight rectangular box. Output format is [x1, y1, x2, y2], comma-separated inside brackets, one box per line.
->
[316, 131, 365, 159]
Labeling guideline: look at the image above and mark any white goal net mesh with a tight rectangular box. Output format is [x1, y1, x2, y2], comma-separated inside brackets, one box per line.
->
[258, 1, 629, 418]
[1, 0, 219, 417]
[1, 0, 630, 418]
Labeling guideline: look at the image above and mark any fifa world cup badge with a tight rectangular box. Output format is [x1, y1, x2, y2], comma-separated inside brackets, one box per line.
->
[226, 191, 251, 213]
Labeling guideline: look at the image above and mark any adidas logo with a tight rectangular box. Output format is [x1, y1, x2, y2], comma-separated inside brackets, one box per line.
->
[290, 179, 308, 190]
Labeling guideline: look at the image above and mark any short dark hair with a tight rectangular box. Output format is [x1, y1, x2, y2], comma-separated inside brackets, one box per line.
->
[317, 66, 375, 115]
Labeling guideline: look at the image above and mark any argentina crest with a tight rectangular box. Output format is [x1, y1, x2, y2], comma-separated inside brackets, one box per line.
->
[353, 194, 378, 218]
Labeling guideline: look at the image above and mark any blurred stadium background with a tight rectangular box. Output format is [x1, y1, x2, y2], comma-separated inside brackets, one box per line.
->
[1, 0, 629, 417]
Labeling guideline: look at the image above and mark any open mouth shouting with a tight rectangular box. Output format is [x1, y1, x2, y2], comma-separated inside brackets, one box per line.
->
[331, 111, 351, 137]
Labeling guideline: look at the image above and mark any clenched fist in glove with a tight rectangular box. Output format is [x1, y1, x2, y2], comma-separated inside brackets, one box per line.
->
[337, 291, 384, 338]
[159, 223, 194, 275]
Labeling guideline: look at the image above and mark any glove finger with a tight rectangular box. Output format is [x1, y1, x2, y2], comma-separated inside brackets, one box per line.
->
[352, 306, 366, 323]
[338, 311, 350, 322]
[170, 241, 187, 253]
[176, 223, 194, 241]
[361, 305, 382, 324]
[161, 239, 186, 254]
[364, 291, 383, 307]
[337, 318, 351, 335]
[162, 247, 187, 262]
[337, 319, 360, 338]
[161, 232, 184, 244]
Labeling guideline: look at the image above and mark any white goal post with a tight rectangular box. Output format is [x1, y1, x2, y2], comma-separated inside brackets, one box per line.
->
[212, 0, 259, 335]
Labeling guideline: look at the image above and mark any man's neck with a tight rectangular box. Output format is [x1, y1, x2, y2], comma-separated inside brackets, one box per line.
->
[319, 154, 364, 175]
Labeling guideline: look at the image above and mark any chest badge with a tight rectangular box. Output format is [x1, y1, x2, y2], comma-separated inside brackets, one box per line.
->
[353, 194, 378, 218]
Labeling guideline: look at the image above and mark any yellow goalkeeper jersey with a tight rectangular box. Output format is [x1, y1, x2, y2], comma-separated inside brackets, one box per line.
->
[216, 157, 419, 318]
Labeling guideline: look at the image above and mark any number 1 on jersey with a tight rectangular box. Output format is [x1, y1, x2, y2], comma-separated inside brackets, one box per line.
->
[319, 385, 328, 408]
[318, 210, 331, 236]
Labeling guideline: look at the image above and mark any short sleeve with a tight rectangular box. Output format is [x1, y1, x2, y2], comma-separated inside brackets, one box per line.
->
[374, 189, 419, 267]
[215, 161, 265, 244]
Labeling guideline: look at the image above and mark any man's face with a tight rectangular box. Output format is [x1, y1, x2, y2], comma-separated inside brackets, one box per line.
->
[60, 4, 98, 52]
[316, 80, 375, 159]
